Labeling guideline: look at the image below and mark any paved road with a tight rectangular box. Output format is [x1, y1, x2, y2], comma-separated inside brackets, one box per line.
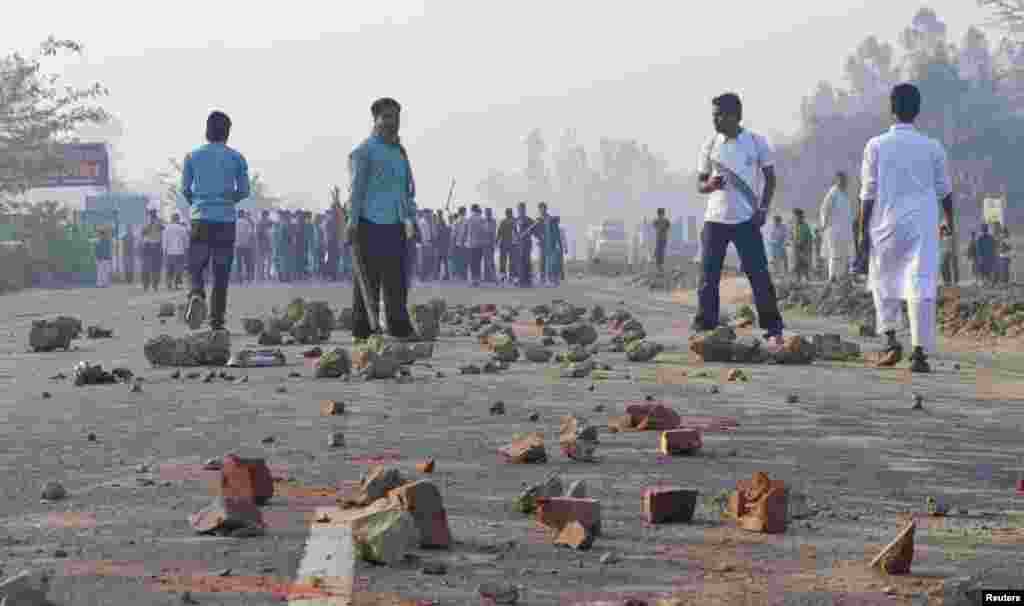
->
[1, 278, 1022, 605]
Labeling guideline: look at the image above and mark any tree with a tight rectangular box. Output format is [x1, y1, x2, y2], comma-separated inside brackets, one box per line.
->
[980, 0, 1024, 38]
[0, 37, 109, 201]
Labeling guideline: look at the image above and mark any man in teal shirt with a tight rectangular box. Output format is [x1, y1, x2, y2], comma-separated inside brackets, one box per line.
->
[181, 110, 250, 330]
[345, 97, 418, 341]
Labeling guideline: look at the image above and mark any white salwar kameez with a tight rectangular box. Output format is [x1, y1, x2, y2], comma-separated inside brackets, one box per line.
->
[859, 123, 952, 354]
[819, 185, 854, 280]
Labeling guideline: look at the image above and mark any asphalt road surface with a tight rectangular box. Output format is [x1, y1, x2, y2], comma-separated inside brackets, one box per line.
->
[1, 276, 1022, 605]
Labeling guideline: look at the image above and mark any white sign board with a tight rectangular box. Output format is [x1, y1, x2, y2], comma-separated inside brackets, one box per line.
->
[984, 197, 1006, 225]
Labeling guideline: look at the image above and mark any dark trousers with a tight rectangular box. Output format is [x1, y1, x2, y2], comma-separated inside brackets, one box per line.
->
[483, 245, 497, 282]
[694, 219, 783, 334]
[941, 251, 954, 286]
[469, 247, 484, 283]
[351, 220, 414, 339]
[141, 243, 163, 290]
[236, 246, 255, 283]
[165, 254, 186, 288]
[123, 249, 135, 282]
[436, 253, 448, 280]
[189, 222, 236, 324]
[499, 245, 512, 278]
[655, 239, 667, 269]
[518, 244, 532, 286]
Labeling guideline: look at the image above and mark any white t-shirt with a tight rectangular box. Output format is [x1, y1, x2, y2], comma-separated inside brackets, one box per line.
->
[697, 130, 774, 225]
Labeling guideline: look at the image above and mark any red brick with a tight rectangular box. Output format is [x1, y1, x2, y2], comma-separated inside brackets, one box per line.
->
[728, 473, 788, 534]
[659, 429, 702, 455]
[624, 402, 680, 431]
[641, 487, 698, 524]
[535, 497, 601, 536]
[222, 455, 274, 505]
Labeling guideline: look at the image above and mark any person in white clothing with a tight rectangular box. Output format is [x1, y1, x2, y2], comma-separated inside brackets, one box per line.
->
[855, 83, 954, 373]
[819, 171, 855, 282]
[162, 213, 190, 290]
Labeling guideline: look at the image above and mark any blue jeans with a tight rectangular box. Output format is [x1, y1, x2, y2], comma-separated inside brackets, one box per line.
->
[693, 218, 783, 334]
[189, 221, 236, 323]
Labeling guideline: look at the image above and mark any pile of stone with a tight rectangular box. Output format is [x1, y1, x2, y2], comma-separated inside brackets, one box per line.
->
[689, 327, 815, 365]
[28, 316, 81, 352]
[73, 362, 133, 386]
[144, 330, 232, 367]
[242, 298, 338, 346]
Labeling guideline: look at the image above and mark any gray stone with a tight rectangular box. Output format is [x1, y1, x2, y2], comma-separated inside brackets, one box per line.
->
[411, 304, 440, 341]
[144, 330, 231, 367]
[40, 482, 66, 501]
[29, 317, 80, 352]
[0, 569, 54, 606]
[314, 348, 351, 378]
[560, 323, 598, 346]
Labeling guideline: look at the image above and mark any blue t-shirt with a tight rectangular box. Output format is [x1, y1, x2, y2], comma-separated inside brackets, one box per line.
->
[347, 136, 416, 226]
[181, 142, 250, 223]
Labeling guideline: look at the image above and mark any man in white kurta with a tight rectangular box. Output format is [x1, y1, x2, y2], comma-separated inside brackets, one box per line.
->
[857, 83, 954, 373]
[819, 172, 854, 281]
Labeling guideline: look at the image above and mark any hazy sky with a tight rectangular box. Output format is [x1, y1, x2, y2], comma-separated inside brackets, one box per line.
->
[5, 1, 996, 218]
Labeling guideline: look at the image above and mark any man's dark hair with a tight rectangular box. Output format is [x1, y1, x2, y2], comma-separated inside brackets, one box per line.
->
[206, 111, 231, 143]
[836, 171, 847, 180]
[657, 208, 665, 214]
[505, 208, 513, 216]
[712, 93, 743, 119]
[470, 204, 481, 213]
[890, 83, 921, 122]
[371, 97, 401, 118]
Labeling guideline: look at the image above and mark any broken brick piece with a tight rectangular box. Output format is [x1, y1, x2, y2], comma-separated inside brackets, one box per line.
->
[415, 459, 435, 473]
[221, 455, 274, 505]
[659, 429, 702, 456]
[642, 487, 698, 524]
[555, 520, 596, 550]
[607, 415, 634, 433]
[727, 473, 788, 534]
[625, 402, 681, 431]
[320, 400, 345, 416]
[499, 433, 547, 464]
[535, 497, 601, 536]
[387, 480, 452, 548]
[870, 521, 915, 575]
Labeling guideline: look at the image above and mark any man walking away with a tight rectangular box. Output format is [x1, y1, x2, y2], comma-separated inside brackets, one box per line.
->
[820, 171, 854, 282]
[966, 231, 977, 281]
[465, 204, 488, 287]
[434, 210, 449, 281]
[345, 97, 418, 342]
[535, 202, 550, 284]
[940, 224, 955, 287]
[141, 209, 165, 292]
[257, 210, 273, 281]
[95, 226, 113, 288]
[182, 110, 249, 331]
[163, 213, 189, 289]
[653, 209, 671, 272]
[497, 208, 516, 283]
[234, 209, 256, 284]
[483, 207, 498, 283]
[692, 92, 785, 347]
[975, 223, 995, 287]
[767, 215, 789, 276]
[514, 202, 535, 287]
[792, 209, 812, 283]
[855, 83, 954, 373]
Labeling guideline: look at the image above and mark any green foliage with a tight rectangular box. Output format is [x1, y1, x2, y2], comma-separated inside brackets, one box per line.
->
[0, 37, 109, 196]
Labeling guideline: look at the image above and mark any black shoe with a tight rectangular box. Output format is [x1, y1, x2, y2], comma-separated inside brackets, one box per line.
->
[909, 347, 930, 373]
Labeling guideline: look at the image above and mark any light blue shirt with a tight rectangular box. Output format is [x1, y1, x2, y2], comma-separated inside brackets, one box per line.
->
[347, 135, 417, 226]
[181, 142, 250, 224]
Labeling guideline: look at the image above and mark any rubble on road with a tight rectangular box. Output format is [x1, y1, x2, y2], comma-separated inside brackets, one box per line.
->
[73, 362, 132, 386]
[85, 325, 112, 339]
[560, 415, 599, 461]
[40, 481, 66, 501]
[189, 496, 265, 537]
[609, 402, 681, 433]
[478, 581, 519, 605]
[144, 331, 232, 367]
[339, 466, 407, 509]
[221, 455, 274, 505]
[642, 487, 698, 524]
[0, 569, 54, 606]
[625, 340, 663, 362]
[226, 349, 285, 368]
[29, 316, 80, 352]
[410, 304, 440, 341]
[351, 503, 421, 566]
[523, 344, 553, 363]
[726, 472, 789, 534]
[870, 521, 916, 575]
[500, 433, 547, 463]
[240, 318, 264, 335]
[535, 496, 602, 537]
[515, 473, 563, 513]
[321, 400, 345, 416]
[689, 327, 814, 364]
[629, 267, 696, 291]
[387, 480, 452, 548]
[659, 429, 702, 456]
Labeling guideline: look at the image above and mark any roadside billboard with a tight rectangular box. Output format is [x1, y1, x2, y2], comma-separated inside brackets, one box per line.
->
[37, 143, 110, 188]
